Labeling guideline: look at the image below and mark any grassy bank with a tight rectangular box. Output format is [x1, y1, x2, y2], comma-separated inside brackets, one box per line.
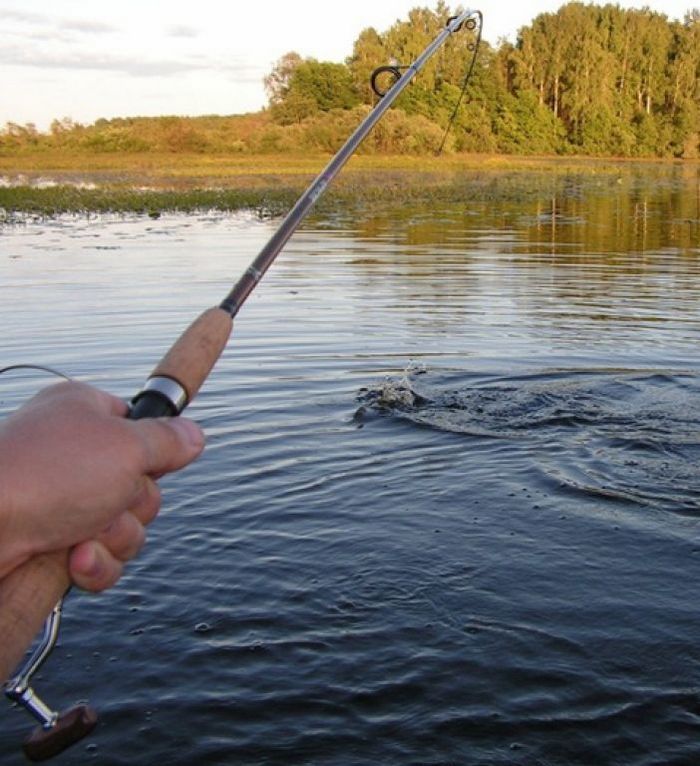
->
[0, 151, 696, 219]
[1, 150, 686, 183]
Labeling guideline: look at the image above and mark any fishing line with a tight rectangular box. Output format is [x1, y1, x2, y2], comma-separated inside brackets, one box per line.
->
[437, 11, 483, 155]
[0, 364, 71, 381]
[369, 12, 483, 157]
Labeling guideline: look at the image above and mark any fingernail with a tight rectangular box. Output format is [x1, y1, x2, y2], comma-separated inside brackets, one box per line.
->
[83, 546, 103, 578]
[169, 417, 205, 451]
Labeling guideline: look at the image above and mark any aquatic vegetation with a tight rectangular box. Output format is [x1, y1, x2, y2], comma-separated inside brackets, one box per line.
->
[2, 155, 691, 221]
[0, 185, 301, 222]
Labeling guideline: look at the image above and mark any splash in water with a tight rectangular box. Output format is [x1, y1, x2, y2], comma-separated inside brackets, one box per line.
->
[359, 364, 700, 515]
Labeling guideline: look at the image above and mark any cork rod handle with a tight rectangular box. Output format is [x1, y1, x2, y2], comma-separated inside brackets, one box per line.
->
[150, 307, 233, 403]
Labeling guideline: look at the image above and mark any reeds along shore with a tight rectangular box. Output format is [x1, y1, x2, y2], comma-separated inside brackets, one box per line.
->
[0, 153, 697, 219]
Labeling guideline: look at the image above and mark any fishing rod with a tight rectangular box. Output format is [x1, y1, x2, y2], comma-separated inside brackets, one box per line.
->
[2, 8, 482, 760]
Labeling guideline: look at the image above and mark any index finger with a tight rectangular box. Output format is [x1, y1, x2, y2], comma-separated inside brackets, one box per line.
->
[32, 380, 129, 418]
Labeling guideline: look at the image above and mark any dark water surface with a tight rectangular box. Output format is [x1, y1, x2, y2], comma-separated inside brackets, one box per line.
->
[2, 167, 700, 765]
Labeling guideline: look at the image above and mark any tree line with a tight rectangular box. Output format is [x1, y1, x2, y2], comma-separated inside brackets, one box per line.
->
[3, 1, 699, 158]
[265, 1, 700, 157]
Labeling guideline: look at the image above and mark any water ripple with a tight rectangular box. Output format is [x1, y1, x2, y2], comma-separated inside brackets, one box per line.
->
[362, 366, 700, 514]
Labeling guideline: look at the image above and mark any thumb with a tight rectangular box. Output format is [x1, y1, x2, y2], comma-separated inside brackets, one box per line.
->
[130, 417, 205, 475]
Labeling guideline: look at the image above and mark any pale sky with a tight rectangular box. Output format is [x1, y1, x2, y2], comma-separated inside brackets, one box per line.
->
[2, 0, 695, 130]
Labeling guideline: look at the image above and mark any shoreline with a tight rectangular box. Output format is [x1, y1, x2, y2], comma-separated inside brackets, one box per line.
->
[1, 151, 696, 181]
[1, 153, 697, 218]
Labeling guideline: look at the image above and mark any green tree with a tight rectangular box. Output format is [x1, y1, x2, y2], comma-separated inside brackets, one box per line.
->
[264, 52, 303, 106]
[269, 58, 361, 124]
[503, 2, 699, 156]
[347, 27, 387, 104]
[492, 91, 565, 154]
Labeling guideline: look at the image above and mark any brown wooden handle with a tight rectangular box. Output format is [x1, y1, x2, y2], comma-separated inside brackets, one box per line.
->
[150, 306, 233, 403]
[0, 550, 69, 683]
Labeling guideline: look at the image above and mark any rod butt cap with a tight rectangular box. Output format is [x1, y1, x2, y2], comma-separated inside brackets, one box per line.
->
[23, 705, 97, 762]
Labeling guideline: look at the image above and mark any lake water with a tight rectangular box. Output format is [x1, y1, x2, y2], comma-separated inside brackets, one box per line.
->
[1, 165, 700, 765]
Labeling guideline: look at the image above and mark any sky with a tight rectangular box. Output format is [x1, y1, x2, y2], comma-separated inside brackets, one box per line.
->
[2, 0, 695, 131]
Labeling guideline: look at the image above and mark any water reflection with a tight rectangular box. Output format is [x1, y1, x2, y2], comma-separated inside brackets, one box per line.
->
[302, 167, 699, 356]
[345, 165, 700, 256]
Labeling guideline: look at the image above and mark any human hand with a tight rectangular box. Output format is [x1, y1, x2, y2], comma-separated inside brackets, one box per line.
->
[0, 380, 204, 592]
